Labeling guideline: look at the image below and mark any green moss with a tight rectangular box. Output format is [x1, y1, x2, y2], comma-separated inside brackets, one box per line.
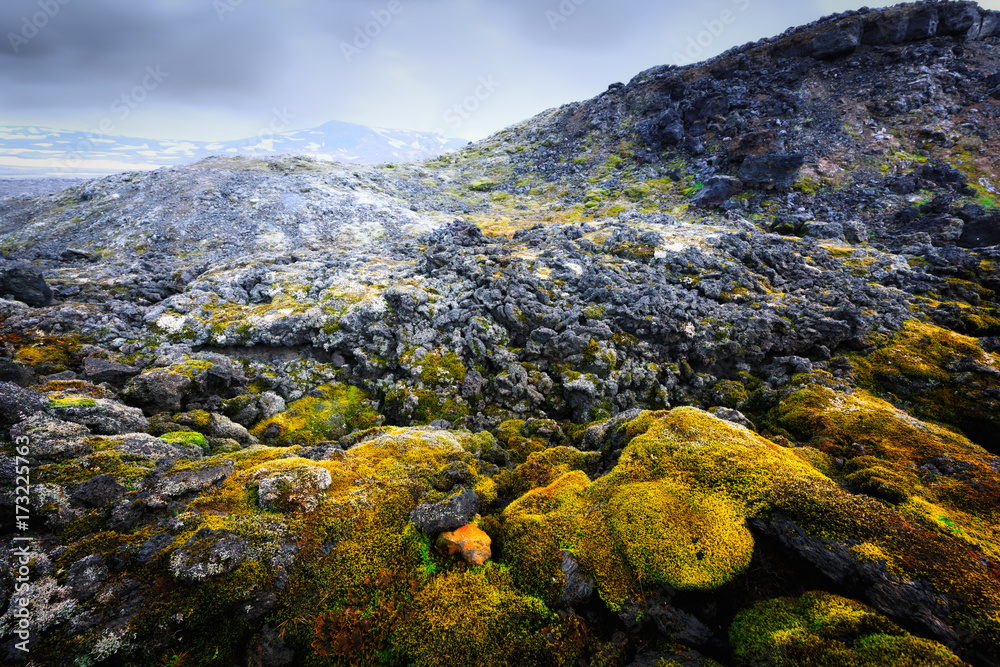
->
[251, 383, 383, 445]
[469, 180, 500, 192]
[393, 564, 559, 667]
[50, 397, 97, 408]
[503, 408, 814, 607]
[170, 359, 213, 378]
[850, 320, 1000, 444]
[14, 335, 81, 374]
[730, 591, 969, 666]
[401, 349, 467, 387]
[161, 431, 208, 448]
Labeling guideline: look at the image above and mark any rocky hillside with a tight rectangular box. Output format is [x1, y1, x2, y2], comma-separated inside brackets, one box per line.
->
[1, 2, 1000, 666]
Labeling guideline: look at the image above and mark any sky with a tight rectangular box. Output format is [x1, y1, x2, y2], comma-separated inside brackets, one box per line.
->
[2, 0, 1000, 143]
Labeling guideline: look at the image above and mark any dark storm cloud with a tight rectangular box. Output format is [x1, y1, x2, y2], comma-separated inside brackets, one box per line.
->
[5, 0, 997, 141]
[0, 0, 291, 110]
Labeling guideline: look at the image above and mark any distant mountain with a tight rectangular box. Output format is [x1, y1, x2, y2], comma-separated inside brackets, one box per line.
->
[0, 121, 467, 177]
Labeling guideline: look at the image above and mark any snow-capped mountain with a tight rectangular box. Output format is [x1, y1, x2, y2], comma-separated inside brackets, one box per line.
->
[0, 121, 467, 177]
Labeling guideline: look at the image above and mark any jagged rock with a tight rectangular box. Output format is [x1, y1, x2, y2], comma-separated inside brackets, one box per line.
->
[707, 406, 755, 430]
[557, 550, 594, 604]
[121, 368, 191, 413]
[0, 382, 47, 428]
[10, 412, 90, 460]
[692, 176, 743, 207]
[154, 460, 235, 499]
[646, 600, 713, 646]
[254, 465, 331, 513]
[410, 489, 480, 534]
[137, 532, 176, 564]
[109, 433, 203, 463]
[71, 474, 126, 508]
[810, 21, 862, 60]
[0, 259, 52, 307]
[0, 359, 34, 387]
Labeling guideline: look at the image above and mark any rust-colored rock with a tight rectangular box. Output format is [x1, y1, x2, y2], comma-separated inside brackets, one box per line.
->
[437, 524, 491, 565]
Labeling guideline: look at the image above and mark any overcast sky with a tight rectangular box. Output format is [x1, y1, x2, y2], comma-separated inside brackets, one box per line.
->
[2, 0, 1000, 142]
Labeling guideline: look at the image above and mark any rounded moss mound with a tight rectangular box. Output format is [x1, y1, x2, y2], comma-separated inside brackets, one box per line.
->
[504, 407, 819, 607]
[851, 320, 1000, 449]
[729, 591, 969, 667]
[606, 480, 753, 591]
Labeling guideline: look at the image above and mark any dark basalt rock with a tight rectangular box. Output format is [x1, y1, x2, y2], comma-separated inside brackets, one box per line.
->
[692, 175, 743, 207]
[739, 153, 805, 190]
[0, 259, 52, 307]
[66, 554, 109, 601]
[0, 381, 47, 428]
[82, 357, 142, 387]
[71, 474, 127, 508]
[410, 489, 480, 534]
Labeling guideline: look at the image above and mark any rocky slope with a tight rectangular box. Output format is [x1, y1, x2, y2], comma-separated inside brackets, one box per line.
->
[1, 2, 1000, 666]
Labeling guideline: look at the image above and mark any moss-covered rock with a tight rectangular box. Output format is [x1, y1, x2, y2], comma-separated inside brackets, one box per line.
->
[730, 591, 969, 667]
[850, 320, 1000, 452]
[250, 383, 382, 445]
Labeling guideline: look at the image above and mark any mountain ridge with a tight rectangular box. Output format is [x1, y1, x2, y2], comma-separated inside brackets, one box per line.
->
[0, 119, 467, 178]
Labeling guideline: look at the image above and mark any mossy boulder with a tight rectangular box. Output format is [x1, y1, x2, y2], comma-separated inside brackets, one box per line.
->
[503, 407, 817, 607]
[122, 354, 247, 415]
[250, 383, 382, 445]
[730, 591, 969, 667]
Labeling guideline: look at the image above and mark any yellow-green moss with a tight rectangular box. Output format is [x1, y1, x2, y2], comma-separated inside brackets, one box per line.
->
[503, 408, 826, 608]
[401, 349, 468, 387]
[50, 397, 97, 408]
[850, 320, 1000, 443]
[160, 431, 208, 448]
[730, 591, 969, 667]
[14, 335, 80, 373]
[251, 383, 383, 445]
[392, 564, 558, 667]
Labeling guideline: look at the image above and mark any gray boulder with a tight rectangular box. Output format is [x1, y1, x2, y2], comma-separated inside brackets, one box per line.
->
[49, 398, 148, 435]
[0, 259, 52, 307]
[10, 413, 91, 460]
[410, 489, 480, 534]
[0, 381, 47, 427]
[169, 528, 248, 583]
[692, 176, 743, 208]
[82, 357, 141, 387]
